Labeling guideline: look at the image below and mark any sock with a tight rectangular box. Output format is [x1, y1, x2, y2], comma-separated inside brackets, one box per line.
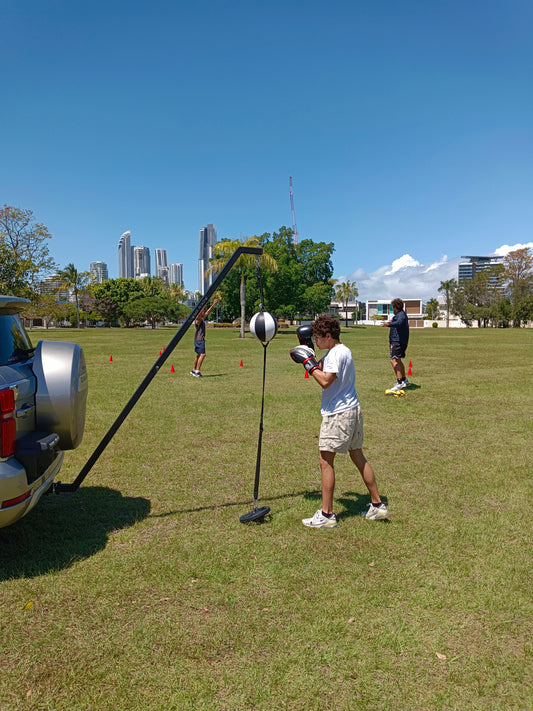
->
[397, 378, 402, 384]
[322, 511, 334, 518]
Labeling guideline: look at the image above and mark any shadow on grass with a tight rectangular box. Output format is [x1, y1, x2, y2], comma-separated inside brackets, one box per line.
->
[151, 489, 322, 518]
[0, 486, 150, 580]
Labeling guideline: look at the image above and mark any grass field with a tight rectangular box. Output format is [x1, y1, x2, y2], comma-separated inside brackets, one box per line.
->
[1, 324, 531, 710]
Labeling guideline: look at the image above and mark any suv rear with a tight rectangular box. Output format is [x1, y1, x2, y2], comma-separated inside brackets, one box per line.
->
[0, 296, 88, 528]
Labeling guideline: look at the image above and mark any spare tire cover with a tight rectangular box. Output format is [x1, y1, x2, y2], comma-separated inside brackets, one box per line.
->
[33, 341, 88, 450]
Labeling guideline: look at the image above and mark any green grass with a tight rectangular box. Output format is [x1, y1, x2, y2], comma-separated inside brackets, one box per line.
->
[1, 325, 531, 710]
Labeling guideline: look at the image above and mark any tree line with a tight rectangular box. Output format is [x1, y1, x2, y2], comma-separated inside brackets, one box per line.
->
[1, 205, 337, 330]
[429, 249, 533, 328]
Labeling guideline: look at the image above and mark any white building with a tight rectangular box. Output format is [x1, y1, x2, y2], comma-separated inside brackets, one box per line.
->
[118, 230, 133, 278]
[134, 246, 151, 279]
[90, 261, 108, 283]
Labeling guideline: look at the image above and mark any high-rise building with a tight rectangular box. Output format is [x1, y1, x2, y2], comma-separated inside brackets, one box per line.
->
[198, 224, 217, 295]
[134, 246, 151, 279]
[458, 255, 504, 290]
[118, 231, 133, 278]
[154, 249, 168, 277]
[90, 261, 109, 283]
[168, 263, 184, 287]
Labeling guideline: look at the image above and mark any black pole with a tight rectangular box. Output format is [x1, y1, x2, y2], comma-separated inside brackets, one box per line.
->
[56, 246, 263, 492]
[252, 343, 267, 506]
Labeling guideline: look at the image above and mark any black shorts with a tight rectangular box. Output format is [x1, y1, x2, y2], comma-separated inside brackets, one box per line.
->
[390, 342, 407, 360]
[194, 340, 206, 355]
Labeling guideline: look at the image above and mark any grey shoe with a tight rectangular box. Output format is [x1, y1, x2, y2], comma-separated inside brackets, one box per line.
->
[302, 509, 337, 528]
[364, 503, 389, 520]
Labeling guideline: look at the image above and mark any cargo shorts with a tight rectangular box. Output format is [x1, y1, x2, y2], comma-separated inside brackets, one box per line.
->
[319, 405, 364, 453]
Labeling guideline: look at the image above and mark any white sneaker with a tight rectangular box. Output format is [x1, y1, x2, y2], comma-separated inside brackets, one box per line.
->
[389, 382, 403, 392]
[364, 503, 389, 520]
[190, 370, 201, 377]
[302, 509, 337, 528]
[399, 379, 410, 389]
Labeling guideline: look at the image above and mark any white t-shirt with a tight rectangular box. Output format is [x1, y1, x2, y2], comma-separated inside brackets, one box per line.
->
[320, 343, 359, 416]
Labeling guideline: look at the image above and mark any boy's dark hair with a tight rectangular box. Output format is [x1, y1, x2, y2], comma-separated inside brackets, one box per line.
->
[311, 314, 341, 340]
[392, 298, 404, 311]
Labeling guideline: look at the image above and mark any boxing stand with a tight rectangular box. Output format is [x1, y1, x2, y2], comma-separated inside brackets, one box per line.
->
[240, 258, 273, 523]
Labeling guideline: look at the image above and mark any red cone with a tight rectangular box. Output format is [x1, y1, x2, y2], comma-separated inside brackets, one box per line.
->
[304, 370, 309, 379]
[170, 365, 175, 373]
[109, 355, 113, 362]
[239, 360, 243, 367]
[159, 350, 162, 356]
[408, 361, 412, 376]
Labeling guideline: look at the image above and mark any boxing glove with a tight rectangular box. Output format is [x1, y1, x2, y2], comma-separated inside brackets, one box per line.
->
[290, 345, 319, 373]
[296, 325, 314, 351]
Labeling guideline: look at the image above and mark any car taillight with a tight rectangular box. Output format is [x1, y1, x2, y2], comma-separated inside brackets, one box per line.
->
[0, 388, 16, 457]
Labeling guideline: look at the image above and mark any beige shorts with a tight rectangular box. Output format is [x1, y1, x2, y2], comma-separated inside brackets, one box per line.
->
[319, 406, 364, 453]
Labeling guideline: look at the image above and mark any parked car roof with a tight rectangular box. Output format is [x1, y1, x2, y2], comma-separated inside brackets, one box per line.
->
[0, 296, 30, 314]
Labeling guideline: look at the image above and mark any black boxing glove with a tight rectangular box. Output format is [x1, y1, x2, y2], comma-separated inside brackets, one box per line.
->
[290, 345, 319, 374]
[296, 325, 314, 351]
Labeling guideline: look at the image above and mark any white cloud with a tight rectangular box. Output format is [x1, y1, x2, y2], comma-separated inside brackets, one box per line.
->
[493, 242, 533, 257]
[338, 242, 533, 302]
[341, 253, 459, 302]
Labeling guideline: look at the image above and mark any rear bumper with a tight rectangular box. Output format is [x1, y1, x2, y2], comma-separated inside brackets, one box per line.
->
[0, 451, 64, 529]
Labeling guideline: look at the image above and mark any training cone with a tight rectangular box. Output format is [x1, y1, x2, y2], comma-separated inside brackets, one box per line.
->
[304, 370, 309, 379]
[109, 355, 113, 362]
[408, 361, 412, 376]
[239, 360, 243, 367]
[159, 350, 162, 356]
[170, 365, 175, 373]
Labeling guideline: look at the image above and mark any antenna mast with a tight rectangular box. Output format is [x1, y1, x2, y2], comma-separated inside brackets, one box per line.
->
[289, 176, 298, 246]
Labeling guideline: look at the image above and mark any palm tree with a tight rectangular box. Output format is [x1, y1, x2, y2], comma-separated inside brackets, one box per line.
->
[438, 279, 456, 328]
[334, 280, 358, 327]
[206, 237, 278, 338]
[57, 263, 92, 328]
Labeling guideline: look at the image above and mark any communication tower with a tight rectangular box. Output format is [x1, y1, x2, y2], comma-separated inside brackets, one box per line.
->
[289, 176, 298, 246]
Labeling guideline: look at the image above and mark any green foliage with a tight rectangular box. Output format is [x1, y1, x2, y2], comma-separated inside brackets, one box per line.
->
[260, 227, 335, 319]
[0, 204, 56, 295]
[425, 297, 440, 321]
[124, 295, 189, 328]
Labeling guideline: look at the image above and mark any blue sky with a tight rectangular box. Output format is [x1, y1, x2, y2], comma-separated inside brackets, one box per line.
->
[2, 0, 532, 300]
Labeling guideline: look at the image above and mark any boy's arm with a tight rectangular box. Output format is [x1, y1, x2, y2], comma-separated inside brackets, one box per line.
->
[204, 298, 218, 317]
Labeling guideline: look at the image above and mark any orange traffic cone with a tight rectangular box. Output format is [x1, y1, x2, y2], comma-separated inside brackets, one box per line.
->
[170, 365, 175, 373]
[239, 360, 243, 367]
[408, 361, 412, 376]
[109, 355, 113, 362]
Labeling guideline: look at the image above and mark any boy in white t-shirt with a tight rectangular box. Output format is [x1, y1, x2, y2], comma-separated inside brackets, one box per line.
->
[290, 315, 389, 528]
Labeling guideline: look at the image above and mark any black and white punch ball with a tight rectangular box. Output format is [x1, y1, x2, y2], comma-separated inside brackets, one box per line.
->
[250, 311, 278, 344]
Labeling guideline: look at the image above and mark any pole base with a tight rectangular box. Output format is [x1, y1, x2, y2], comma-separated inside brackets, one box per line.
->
[239, 506, 270, 523]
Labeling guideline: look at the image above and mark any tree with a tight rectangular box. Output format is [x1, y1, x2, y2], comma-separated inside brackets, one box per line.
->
[334, 280, 358, 326]
[438, 279, 456, 328]
[503, 248, 533, 326]
[123, 295, 188, 328]
[0, 205, 56, 293]
[260, 228, 335, 321]
[92, 278, 145, 327]
[207, 237, 278, 338]
[57, 263, 93, 328]
[425, 298, 440, 321]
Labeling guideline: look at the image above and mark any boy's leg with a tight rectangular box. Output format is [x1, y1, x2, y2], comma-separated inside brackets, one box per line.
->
[349, 448, 382, 505]
[195, 353, 206, 371]
[390, 357, 405, 380]
[319, 450, 336, 514]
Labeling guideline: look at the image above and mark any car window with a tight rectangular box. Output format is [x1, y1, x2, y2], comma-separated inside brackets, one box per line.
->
[0, 314, 34, 365]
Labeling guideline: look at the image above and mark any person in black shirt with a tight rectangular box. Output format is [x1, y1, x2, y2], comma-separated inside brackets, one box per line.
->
[190, 298, 218, 377]
[382, 298, 410, 391]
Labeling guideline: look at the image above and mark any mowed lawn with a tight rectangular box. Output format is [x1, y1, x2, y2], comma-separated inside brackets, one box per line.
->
[1, 324, 531, 710]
